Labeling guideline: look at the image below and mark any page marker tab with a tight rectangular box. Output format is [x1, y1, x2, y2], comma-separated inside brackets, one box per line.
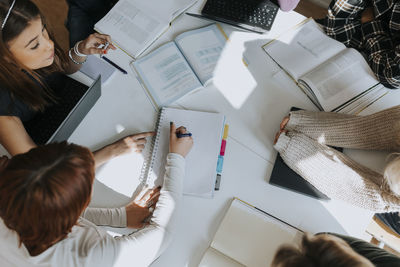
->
[223, 124, 229, 140]
[215, 174, 221, 191]
[220, 140, 226, 156]
[217, 155, 224, 173]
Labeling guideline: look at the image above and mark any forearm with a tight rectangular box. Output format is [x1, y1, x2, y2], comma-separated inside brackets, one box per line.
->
[0, 116, 36, 156]
[92, 144, 117, 168]
[274, 132, 400, 212]
[64, 42, 87, 74]
[82, 207, 127, 227]
[286, 107, 400, 150]
[112, 153, 185, 266]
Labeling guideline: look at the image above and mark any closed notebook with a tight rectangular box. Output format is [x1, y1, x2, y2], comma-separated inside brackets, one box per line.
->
[199, 198, 303, 266]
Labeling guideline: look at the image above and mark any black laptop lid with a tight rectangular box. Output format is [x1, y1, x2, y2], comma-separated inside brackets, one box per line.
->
[25, 75, 101, 144]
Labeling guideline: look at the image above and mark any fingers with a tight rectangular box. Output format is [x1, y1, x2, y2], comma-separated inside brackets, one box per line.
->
[132, 132, 155, 140]
[146, 191, 160, 208]
[93, 33, 116, 50]
[280, 116, 290, 131]
[176, 126, 187, 134]
[170, 122, 177, 140]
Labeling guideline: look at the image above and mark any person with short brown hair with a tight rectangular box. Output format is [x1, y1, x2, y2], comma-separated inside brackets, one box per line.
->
[0, 122, 193, 266]
[272, 233, 400, 267]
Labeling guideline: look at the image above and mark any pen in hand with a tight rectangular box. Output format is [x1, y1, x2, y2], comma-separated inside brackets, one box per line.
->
[100, 42, 110, 58]
[176, 133, 192, 138]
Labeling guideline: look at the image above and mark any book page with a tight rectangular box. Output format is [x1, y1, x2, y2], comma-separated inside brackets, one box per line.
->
[199, 247, 244, 267]
[94, 0, 168, 58]
[147, 108, 225, 198]
[210, 199, 303, 266]
[137, 0, 197, 21]
[300, 48, 380, 111]
[263, 19, 346, 79]
[133, 42, 202, 107]
[175, 24, 227, 85]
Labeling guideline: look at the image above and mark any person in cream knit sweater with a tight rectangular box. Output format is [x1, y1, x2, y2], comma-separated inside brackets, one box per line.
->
[274, 105, 400, 212]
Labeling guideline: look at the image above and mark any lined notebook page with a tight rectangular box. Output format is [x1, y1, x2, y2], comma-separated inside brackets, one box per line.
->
[147, 108, 225, 198]
[208, 199, 303, 266]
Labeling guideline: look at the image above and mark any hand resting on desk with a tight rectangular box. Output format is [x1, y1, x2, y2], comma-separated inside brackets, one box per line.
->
[93, 131, 155, 168]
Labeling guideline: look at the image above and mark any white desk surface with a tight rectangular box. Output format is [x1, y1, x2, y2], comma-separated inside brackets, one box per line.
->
[2, 1, 399, 266]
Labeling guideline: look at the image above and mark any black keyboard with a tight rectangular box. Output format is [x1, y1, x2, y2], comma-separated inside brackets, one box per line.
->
[202, 0, 279, 32]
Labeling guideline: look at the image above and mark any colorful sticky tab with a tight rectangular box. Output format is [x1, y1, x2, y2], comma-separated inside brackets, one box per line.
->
[217, 155, 224, 173]
[223, 124, 229, 140]
[220, 140, 226, 156]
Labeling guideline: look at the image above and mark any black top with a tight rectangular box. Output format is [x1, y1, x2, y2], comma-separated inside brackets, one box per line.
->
[0, 72, 65, 122]
[324, 233, 400, 267]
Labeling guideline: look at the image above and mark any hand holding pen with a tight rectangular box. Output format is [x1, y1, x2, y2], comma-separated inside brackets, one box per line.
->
[79, 33, 116, 55]
[169, 122, 193, 158]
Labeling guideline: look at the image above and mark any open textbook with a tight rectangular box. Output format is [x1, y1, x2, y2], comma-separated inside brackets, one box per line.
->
[199, 198, 303, 266]
[96, 108, 225, 199]
[131, 24, 227, 107]
[94, 0, 197, 59]
[262, 18, 388, 114]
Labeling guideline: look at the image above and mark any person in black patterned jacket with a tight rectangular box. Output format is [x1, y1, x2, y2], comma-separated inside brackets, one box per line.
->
[319, 0, 400, 89]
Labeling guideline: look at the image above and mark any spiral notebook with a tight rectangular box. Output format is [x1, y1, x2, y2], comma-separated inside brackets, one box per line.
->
[142, 107, 226, 198]
[95, 107, 225, 200]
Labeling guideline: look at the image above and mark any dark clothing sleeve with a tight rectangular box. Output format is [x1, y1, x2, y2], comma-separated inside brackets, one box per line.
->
[322, 233, 400, 267]
[66, 0, 118, 47]
[361, 19, 400, 89]
[321, 0, 400, 88]
[0, 89, 36, 122]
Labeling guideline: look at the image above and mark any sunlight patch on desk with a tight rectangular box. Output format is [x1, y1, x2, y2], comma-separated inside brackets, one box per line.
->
[295, 153, 374, 238]
[95, 151, 145, 198]
[115, 123, 126, 134]
[213, 32, 257, 109]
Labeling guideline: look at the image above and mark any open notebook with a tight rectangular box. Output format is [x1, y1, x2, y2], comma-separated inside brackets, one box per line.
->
[94, 0, 197, 59]
[95, 108, 225, 199]
[262, 18, 387, 114]
[199, 198, 303, 266]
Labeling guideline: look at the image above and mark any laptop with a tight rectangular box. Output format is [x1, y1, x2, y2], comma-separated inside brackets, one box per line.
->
[188, 0, 279, 33]
[24, 75, 101, 144]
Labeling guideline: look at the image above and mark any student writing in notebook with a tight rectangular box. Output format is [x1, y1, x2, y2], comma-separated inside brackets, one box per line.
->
[318, 0, 400, 89]
[272, 233, 400, 266]
[0, 122, 193, 266]
[273, 106, 400, 212]
[0, 0, 140, 166]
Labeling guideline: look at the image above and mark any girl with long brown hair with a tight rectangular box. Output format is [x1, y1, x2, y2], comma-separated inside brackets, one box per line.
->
[0, 0, 146, 164]
[0, 122, 193, 266]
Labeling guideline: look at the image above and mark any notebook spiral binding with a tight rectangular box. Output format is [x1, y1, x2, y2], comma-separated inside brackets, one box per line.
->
[138, 108, 166, 185]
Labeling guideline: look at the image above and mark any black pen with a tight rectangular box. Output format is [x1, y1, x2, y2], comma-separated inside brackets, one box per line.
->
[177, 133, 192, 138]
[101, 56, 128, 74]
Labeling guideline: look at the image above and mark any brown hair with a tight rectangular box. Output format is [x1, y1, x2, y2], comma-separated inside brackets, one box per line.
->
[0, 0, 69, 112]
[271, 234, 372, 267]
[0, 142, 95, 256]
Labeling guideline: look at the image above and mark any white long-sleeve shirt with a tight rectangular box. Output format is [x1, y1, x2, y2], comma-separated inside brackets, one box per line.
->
[0, 153, 185, 267]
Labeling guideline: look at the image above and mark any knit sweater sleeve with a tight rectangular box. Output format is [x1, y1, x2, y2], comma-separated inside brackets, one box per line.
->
[285, 106, 400, 150]
[274, 132, 400, 212]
